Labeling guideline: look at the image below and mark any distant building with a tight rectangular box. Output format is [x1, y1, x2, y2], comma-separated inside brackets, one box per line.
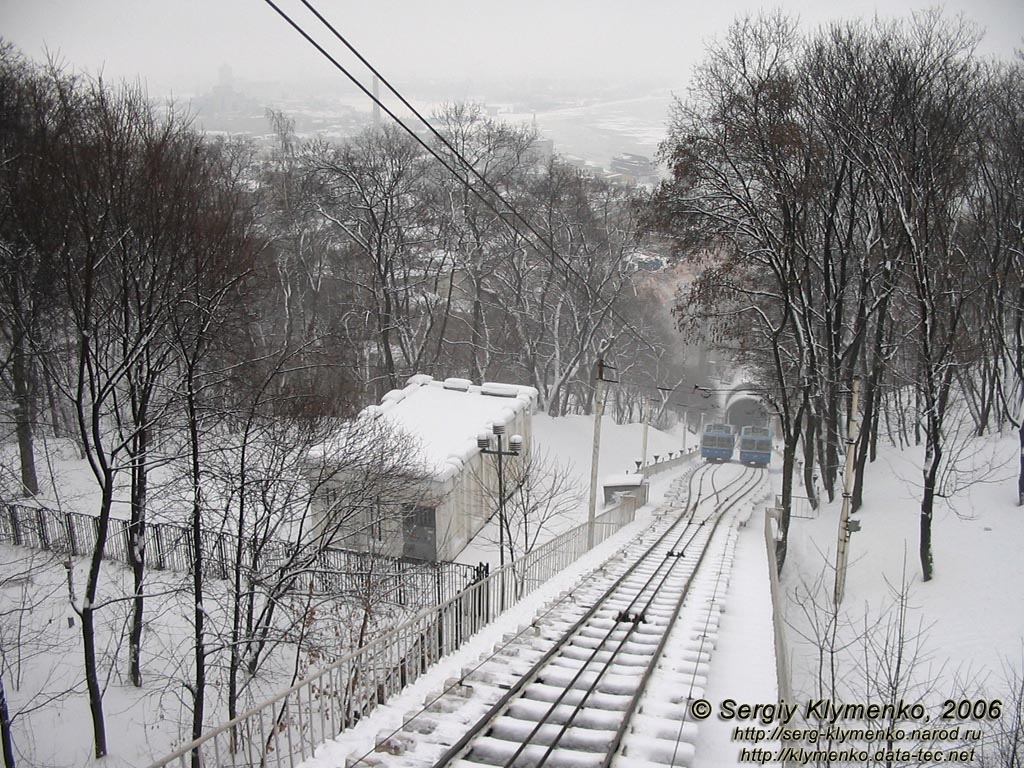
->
[609, 153, 658, 185]
[312, 374, 537, 562]
[529, 137, 555, 166]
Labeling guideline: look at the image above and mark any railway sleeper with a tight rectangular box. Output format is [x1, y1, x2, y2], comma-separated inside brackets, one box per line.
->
[628, 713, 699, 743]
[558, 646, 652, 667]
[506, 700, 623, 730]
[522, 682, 632, 711]
[485, 719, 616, 752]
[537, 667, 639, 695]
[620, 732, 697, 765]
[460, 736, 609, 768]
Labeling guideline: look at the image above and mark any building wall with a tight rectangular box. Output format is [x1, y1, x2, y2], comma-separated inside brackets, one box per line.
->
[309, 378, 537, 563]
[432, 404, 533, 561]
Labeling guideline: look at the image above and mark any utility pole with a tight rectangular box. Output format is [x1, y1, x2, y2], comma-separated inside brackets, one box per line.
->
[478, 425, 522, 611]
[682, 410, 689, 452]
[834, 376, 861, 606]
[640, 396, 652, 469]
[587, 355, 609, 549]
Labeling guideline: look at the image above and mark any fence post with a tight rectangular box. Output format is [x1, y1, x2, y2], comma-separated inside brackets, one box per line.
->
[35, 507, 50, 550]
[217, 538, 228, 580]
[154, 524, 165, 569]
[10, 505, 22, 546]
[123, 519, 133, 563]
[65, 511, 77, 556]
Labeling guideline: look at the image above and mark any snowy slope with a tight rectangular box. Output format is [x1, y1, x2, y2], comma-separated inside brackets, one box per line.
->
[783, 434, 1024, 719]
[5, 419, 1023, 767]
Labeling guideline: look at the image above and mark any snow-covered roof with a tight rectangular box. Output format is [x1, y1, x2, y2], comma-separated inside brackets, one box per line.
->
[355, 374, 537, 483]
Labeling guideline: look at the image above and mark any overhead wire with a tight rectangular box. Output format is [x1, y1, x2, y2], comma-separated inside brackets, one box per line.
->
[258, 0, 658, 352]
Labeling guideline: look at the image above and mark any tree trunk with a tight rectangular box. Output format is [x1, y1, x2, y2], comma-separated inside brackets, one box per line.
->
[469, 293, 483, 383]
[852, 357, 882, 513]
[823, 386, 839, 501]
[777, 435, 798, 572]
[228, 430, 250, 726]
[0, 672, 15, 768]
[802, 412, 818, 509]
[1018, 423, 1024, 507]
[920, 437, 939, 582]
[186, 382, 206, 767]
[10, 333, 38, 497]
[128, 419, 148, 688]
[82, 481, 113, 758]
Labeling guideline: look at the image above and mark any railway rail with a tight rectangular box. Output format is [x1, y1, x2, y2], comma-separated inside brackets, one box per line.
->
[360, 461, 767, 768]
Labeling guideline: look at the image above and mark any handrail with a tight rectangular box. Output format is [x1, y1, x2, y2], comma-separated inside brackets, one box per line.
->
[0, 501, 477, 606]
[147, 491, 644, 768]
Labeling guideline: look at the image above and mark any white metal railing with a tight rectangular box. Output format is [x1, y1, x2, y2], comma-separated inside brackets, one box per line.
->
[147, 492, 642, 768]
[0, 501, 478, 609]
[778, 493, 817, 520]
[639, 447, 699, 478]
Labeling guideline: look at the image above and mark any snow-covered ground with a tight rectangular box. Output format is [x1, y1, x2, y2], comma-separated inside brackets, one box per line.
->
[297, 429, 1024, 767]
[452, 414, 691, 565]
[3, 418, 1023, 767]
[783, 434, 1024, 707]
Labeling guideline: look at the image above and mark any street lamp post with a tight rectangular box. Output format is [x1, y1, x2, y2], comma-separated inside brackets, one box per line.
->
[478, 424, 522, 610]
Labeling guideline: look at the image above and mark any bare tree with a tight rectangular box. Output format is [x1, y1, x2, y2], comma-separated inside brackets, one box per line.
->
[306, 125, 433, 393]
[474, 447, 582, 569]
[0, 550, 79, 768]
[654, 13, 814, 567]
[863, 14, 988, 580]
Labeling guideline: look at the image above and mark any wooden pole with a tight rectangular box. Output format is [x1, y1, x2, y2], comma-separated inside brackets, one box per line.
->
[641, 396, 651, 468]
[587, 358, 606, 549]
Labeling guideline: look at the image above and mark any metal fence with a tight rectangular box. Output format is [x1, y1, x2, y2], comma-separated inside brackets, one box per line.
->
[0, 502, 478, 609]
[779, 494, 818, 520]
[147, 491, 642, 768]
[639, 447, 699, 478]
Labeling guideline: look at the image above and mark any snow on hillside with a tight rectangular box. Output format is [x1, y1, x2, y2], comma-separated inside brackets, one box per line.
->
[4, 415, 1023, 767]
[783, 433, 1024, 732]
[452, 414, 691, 564]
[532, 412, 691, 487]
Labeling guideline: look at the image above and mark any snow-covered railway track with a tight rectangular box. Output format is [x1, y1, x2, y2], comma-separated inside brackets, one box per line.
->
[360, 463, 765, 768]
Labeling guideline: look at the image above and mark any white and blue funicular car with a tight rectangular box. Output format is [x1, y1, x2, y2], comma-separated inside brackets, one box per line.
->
[700, 423, 736, 462]
[738, 425, 773, 467]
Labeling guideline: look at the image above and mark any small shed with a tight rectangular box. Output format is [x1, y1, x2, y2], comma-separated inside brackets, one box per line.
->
[312, 374, 537, 561]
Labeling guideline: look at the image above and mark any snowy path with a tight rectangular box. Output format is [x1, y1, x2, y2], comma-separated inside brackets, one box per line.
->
[322, 462, 777, 768]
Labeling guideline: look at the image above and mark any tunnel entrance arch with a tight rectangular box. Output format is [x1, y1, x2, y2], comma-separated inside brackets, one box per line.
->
[727, 397, 769, 429]
[721, 382, 774, 431]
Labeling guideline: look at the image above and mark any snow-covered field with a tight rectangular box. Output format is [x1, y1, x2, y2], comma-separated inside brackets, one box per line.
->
[783, 434, 1024, 712]
[3, 417, 1022, 767]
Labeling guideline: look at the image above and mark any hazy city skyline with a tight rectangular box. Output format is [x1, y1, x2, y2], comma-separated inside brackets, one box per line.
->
[2, 0, 1022, 101]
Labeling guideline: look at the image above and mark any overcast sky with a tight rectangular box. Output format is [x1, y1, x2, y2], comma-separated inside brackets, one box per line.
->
[2, 0, 1022, 97]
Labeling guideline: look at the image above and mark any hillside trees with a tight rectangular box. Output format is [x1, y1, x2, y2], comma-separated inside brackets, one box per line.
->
[869, 17, 988, 580]
[306, 124, 435, 394]
[0, 44, 674, 763]
[296, 110, 646, 413]
[37, 76, 191, 756]
[653, 13, 1015, 579]
[654, 14, 815, 567]
[965, 59, 1024, 502]
[498, 159, 644, 415]
[28, 75, 264, 757]
[0, 44, 59, 499]
[0, 50, 267, 758]
[429, 103, 538, 383]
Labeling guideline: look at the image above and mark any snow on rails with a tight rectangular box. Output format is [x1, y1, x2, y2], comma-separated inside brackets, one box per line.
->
[351, 462, 768, 768]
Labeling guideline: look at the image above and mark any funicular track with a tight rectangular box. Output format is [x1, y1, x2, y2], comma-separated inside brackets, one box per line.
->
[364, 462, 766, 768]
